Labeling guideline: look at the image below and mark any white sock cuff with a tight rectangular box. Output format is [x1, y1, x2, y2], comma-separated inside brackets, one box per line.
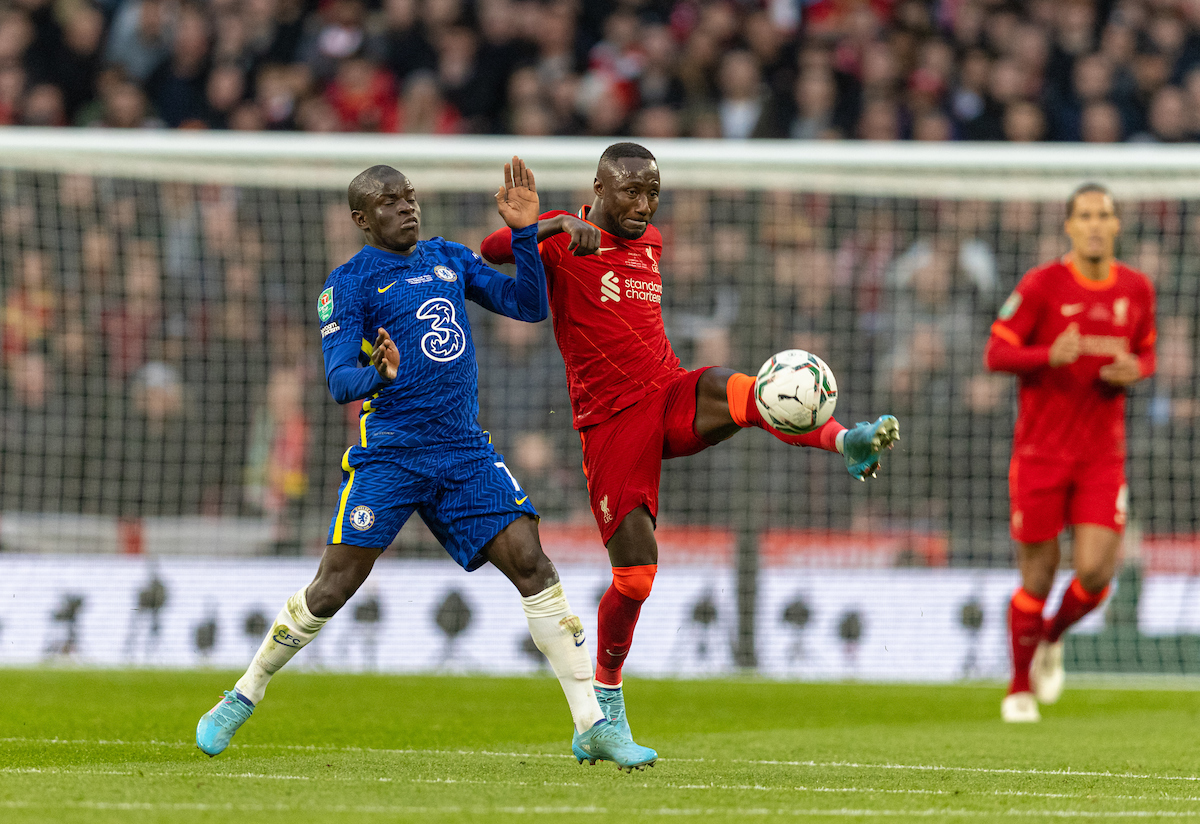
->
[521, 582, 570, 619]
[835, 430, 847, 454]
[594, 678, 622, 689]
[287, 587, 328, 633]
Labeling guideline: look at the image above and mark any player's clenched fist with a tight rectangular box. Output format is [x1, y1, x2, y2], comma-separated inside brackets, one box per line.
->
[495, 156, 539, 230]
[1048, 322, 1081, 367]
[371, 327, 399, 380]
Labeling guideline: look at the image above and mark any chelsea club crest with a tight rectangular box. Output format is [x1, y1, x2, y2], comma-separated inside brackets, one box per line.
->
[349, 506, 375, 531]
[434, 265, 458, 282]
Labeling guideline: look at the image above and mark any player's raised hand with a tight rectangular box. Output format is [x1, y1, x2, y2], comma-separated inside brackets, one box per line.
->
[495, 156, 539, 230]
[1049, 322, 1082, 367]
[560, 214, 601, 256]
[1099, 350, 1143, 386]
[371, 327, 399, 381]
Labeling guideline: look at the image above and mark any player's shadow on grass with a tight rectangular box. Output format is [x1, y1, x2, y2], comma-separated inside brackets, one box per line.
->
[434, 590, 477, 671]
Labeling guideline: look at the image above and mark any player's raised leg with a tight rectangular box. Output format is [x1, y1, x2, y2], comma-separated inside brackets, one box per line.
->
[1033, 524, 1118, 705]
[695, 368, 899, 480]
[196, 543, 378, 755]
[1003, 539, 1057, 723]
[485, 514, 656, 771]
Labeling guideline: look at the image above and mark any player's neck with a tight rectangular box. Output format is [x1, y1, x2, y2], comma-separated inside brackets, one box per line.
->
[587, 200, 633, 240]
[367, 238, 417, 256]
[1066, 252, 1112, 281]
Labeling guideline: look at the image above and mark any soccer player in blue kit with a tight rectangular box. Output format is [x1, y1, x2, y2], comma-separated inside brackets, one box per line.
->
[196, 158, 657, 771]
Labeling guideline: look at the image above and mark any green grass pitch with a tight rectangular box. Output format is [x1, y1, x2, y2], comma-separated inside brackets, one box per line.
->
[3, 669, 1200, 823]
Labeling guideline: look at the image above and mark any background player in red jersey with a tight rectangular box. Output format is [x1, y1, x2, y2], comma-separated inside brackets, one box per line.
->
[985, 184, 1156, 723]
[482, 143, 898, 755]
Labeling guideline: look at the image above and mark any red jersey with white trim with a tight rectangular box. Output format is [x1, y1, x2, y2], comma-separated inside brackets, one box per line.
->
[988, 258, 1156, 459]
[481, 207, 683, 429]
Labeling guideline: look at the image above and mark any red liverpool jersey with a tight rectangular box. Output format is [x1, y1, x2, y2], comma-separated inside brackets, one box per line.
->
[481, 207, 684, 428]
[986, 257, 1157, 458]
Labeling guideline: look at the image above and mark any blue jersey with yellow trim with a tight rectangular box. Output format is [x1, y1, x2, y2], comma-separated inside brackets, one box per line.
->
[318, 225, 547, 448]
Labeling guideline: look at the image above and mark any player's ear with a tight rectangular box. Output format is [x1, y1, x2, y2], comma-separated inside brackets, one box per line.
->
[593, 176, 603, 198]
[351, 210, 368, 230]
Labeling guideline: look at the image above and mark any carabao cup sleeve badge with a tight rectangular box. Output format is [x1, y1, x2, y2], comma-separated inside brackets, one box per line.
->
[318, 287, 334, 322]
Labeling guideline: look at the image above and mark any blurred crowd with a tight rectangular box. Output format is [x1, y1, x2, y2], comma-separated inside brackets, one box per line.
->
[2, 0, 1200, 141]
[1, 170, 1197, 561]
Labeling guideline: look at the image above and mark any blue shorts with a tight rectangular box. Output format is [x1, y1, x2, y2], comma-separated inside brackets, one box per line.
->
[327, 434, 539, 570]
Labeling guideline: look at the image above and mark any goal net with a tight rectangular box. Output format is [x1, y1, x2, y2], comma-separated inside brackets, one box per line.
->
[1, 131, 1196, 681]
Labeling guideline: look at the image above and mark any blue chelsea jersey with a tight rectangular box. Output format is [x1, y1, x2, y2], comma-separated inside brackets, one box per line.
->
[318, 225, 547, 449]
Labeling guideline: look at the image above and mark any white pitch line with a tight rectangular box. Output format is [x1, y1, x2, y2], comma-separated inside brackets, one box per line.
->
[4, 736, 1200, 784]
[6, 767, 1200, 806]
[2, 800, 1200, 817]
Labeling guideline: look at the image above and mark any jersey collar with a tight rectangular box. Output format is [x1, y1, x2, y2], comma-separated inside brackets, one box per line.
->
[1064, 255, 1117, 291]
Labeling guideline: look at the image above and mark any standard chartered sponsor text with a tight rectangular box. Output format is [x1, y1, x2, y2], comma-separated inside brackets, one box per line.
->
[625, 278, 662, 303]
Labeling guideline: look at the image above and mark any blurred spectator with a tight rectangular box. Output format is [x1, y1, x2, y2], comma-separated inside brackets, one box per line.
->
[3, 250, 55, 362]
[0, 63, 24, 125]
[145, 3, 212, 127]
[717, 50, 765, 139]
[105, 0, 174, 83]
[204, 62, 247, 129]
[1081, 100, 1124, 143]
[324, 55, 398, 132]
[1131, 85, 1192, 142]
[1003, 100, 1046, 142]
[21, 83, 66, 126]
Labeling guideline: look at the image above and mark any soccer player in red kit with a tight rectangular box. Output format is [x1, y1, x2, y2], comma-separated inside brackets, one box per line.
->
[985, 183, 1156, 723]
[482, 143, 899, 756]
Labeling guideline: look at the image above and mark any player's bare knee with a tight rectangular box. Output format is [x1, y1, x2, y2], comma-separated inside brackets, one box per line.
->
[1075, 562, 1115, 594]
[303, 581, 348, 617]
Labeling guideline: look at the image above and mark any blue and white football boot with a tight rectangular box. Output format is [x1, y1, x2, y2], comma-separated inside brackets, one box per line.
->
[196, 689, 254, 756]
[594, 683, 632, 739]
[842, 415, 900, 481]
[572, 719, 657, 772]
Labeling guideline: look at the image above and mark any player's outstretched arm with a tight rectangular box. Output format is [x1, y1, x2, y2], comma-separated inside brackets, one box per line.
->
[464, 157, 550, 322]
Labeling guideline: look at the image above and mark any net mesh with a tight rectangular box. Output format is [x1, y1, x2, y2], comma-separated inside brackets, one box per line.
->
[1, 135, 1197, 679]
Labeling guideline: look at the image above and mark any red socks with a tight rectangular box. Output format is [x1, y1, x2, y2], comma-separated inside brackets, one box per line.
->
[1008, 588, 1045, 695]
[725, 372, 844, 452]
[1046, 578, 1110, 643]
[595, 564, 657, 686]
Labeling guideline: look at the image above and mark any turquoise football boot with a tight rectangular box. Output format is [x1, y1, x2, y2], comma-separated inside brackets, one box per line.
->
[572, 720, 657, 772]
[196, 690, 254, 756]
[842, 415, 900, 481]
[594, 684, 632, 739]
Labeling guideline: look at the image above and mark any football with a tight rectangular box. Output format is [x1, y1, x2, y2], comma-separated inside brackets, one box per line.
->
[754, 349, 838, 435]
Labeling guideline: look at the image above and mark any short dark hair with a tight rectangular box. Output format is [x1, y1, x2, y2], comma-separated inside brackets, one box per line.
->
[348, 165, 402, 212]
[598, 142, 656, 171]
[1066, 182, 1113, 218]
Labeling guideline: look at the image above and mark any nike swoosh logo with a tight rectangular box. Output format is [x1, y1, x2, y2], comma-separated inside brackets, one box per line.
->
[598, 247, 617, 253]
[377, 281, 397, 293]
[514, 495, 528, 505]
[574, 637, 586, 647]
[1061, 303, 1084, 316]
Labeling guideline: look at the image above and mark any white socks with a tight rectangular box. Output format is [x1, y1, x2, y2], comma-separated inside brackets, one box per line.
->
[522, 582, 605, 734]
[235, 587, 328, 705]
[836, 430, 847, 454]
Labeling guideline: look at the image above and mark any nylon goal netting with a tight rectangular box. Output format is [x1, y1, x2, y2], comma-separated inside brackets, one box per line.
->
[1, 132, 1197, 681]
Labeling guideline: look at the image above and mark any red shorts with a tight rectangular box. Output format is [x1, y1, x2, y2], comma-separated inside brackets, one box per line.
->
[579, 367, 714, 545]
[1008, 450, 1128, 543]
